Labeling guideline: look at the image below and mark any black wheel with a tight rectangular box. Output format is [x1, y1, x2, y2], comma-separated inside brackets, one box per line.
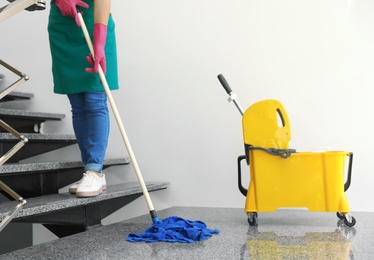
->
[247, 213, 258, 226]
[344, 216, 356, 227]
[337, 212, 344, 220]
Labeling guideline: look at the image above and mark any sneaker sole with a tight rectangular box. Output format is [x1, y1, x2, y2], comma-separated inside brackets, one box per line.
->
[70, 184, 107, 194]
[76, 187, 104, 198]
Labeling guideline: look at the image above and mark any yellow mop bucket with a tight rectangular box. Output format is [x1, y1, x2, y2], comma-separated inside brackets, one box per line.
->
[245, 151, 351, 213]
[217, 74, 355, 227]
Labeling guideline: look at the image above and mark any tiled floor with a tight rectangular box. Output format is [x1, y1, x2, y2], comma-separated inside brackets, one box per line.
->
[1, 207, 373, 259]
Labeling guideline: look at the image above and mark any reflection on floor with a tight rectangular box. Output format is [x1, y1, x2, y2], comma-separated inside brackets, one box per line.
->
[245, 222, 355, 259]
[1, 207, 373, 259]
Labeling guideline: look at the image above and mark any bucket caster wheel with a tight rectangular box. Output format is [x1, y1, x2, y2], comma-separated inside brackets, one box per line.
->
[247, 212, 258, 226]
[336, 212, 344, 220]
[344, 215, 356, 227]
[337, 212, 356, 227]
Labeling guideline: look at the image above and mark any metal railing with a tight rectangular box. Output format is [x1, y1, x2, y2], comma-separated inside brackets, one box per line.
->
[0, 0, 45, 232]
[0, 0, 45, 22]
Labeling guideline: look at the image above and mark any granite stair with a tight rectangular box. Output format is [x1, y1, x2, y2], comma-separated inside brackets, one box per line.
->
[0, 108, 65, 133]
[0, 158, 130, 198]
[0, 89, 168, 254]
[0, 133, 77, 163]
[0, 182, 168, 238]
[0, 91, 33, 103]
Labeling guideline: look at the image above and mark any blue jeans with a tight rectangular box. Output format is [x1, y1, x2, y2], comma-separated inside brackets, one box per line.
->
[67, 92, 109, 173]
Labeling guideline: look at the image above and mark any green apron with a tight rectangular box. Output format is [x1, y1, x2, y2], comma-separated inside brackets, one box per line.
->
[48, 0, 119, 94]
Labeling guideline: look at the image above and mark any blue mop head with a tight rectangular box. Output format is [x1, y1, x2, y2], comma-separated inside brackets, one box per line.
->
[127, 216, 220, 243]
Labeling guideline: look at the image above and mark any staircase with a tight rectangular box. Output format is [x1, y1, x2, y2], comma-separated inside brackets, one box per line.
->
[0, 88, 167, 254]
[0, 93, 168, 254]
[0, 2, 167, 254]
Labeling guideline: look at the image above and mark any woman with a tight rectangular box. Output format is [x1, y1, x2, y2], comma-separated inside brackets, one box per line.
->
[48, 0, 119, 197]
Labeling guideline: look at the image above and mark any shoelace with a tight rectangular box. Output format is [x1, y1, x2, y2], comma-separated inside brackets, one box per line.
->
[73, 179, 83, 186]
[80, 172, 95, 187]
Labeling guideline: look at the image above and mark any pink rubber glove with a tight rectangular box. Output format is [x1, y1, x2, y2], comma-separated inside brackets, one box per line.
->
[53, 0, 89, 27]
[85, 23, 107, 75]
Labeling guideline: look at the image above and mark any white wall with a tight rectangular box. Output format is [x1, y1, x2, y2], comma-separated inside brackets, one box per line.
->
[1, 0, 373, 235]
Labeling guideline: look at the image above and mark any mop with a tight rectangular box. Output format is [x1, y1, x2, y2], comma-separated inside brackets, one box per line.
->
[76, 12, 219, 243]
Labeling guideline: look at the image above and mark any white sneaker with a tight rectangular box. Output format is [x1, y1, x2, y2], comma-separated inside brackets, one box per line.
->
[69, 173, 107, 194]
[75, 171, 107, 198]
[69, 179, 83, 194]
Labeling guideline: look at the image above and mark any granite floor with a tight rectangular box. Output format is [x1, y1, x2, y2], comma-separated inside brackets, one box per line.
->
[1, 206, 373, 259]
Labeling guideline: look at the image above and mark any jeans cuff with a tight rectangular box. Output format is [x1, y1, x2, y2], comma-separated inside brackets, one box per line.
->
[85, 163, 103, 173]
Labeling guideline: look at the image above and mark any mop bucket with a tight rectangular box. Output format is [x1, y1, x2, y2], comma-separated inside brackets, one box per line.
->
[244, 150, 352, 213]
[217, 74, 355, 227]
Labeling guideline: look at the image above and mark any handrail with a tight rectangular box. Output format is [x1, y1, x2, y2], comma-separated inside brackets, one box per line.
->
[0, 0, 45, 23]
[0, 0, 45, 232]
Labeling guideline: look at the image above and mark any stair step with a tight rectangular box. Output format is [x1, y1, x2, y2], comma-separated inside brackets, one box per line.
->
[0, 109, 65, 133]
[0, 91, 33, 102]
[0, 158, 130, 197]
[0, 133, 77, 163]
[0, 158, 129, 174]
[0, 182, 167, 220]
[0, 182, 168, 237]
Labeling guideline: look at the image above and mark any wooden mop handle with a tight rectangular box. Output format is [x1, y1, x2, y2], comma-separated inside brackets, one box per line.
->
[77, 12, 156, 213]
